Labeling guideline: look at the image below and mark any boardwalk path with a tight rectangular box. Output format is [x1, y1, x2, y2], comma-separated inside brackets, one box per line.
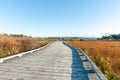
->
[0, 41, 98, 80]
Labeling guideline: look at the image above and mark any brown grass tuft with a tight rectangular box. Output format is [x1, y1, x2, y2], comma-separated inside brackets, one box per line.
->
[0, 35, 49, 57]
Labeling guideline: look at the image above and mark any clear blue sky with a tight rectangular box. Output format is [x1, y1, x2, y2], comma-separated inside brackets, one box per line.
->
[0, 0, 120, 37]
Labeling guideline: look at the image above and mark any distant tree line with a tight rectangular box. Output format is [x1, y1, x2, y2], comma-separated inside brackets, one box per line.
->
[0, 34, 32, 38]
[10, 34, 32, 38]
[101, 34, 120, 40]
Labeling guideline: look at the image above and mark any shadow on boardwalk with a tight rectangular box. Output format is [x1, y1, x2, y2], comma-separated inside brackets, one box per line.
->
[64, 42, 91, 80]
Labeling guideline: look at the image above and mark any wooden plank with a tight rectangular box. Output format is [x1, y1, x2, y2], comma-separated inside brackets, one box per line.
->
[80, 56, 87, 60]
[83, 62, 92, 70]
[88, 73, 99, 80]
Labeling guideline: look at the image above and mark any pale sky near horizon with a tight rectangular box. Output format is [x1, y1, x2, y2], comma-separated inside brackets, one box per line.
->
[0, 0, 120, 37]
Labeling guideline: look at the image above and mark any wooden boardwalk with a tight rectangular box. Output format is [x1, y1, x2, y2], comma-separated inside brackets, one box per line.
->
[0, 41, 100, 80]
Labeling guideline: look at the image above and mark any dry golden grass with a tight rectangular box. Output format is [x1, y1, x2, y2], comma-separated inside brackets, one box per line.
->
[0, 35, 49, 57]
[67, 41, 120, 80]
